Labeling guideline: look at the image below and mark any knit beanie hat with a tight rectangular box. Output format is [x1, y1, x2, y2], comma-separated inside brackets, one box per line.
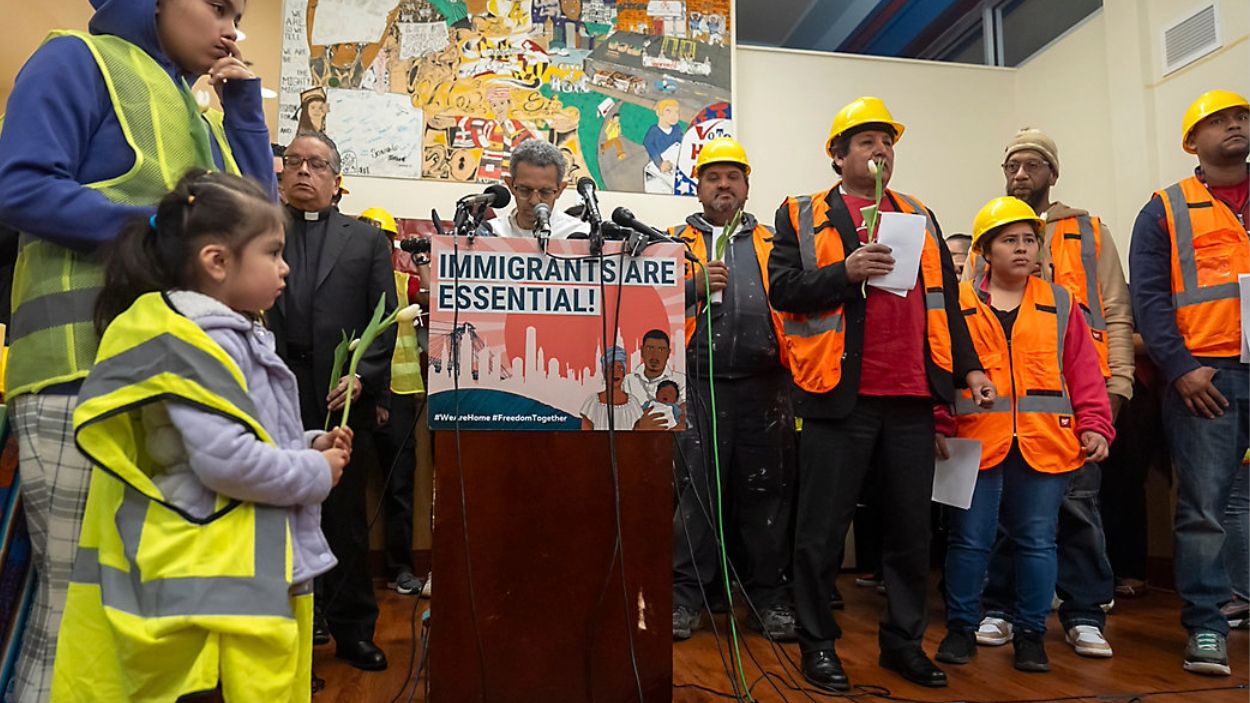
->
[1005, 127, 1059, 176]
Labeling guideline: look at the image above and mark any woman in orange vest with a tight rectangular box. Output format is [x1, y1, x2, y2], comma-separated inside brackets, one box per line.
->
[934, 197, 1114, 673]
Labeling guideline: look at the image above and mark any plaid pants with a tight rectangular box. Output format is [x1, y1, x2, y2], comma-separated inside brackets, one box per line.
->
[8, 395, 91, 703]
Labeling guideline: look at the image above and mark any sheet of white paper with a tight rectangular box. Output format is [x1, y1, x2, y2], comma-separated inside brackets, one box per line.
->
[311, 0, 394, 46]
[398, 21, 450, 59]
[325, 88, 424, 179]
[1240, 274, 1250, 362]
[868, 212, 927, 294]
[932, 438, 982, 510]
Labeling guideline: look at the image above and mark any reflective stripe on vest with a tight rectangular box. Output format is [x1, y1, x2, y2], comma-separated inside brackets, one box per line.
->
[955, 279, 1082, 473]
[5, 31, 239, 398]
[1158, 176, 1250, 356]
[69, 489, 291, 618]
[1048, 214, 1111, 379]
[390, 271, 425, 395]
[787, 195, 844, 338]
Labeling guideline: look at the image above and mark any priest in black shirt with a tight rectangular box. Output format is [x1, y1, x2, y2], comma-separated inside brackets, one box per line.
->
[270, 131, 397, 671]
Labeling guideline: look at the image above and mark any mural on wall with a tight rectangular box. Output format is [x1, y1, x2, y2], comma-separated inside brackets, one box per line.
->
[279, 0, 734, 195]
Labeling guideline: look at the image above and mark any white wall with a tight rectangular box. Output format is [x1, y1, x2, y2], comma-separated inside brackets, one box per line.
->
[1014, 1, 1250, 271]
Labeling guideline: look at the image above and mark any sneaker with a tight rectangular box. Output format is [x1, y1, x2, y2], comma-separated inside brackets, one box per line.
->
[1183, 631, 1231, 676]
[1065, 625, 1113, 658]
[1115, 578, 1148, 598]
[936, 628, 977, 664]
[420, 575, 432, 598]
[1221, 598, 1249, 630]
[855, 572, 883, 588]
[976, 616, 1013, 646]
[749, 604, 798, 642]
[392, 570, 423, 596]
[1013, 630, 1050, 672]
[673, 604, 703, 641]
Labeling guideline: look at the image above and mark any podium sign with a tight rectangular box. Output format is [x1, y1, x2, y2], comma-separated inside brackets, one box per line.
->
[427, 235, 686, 431]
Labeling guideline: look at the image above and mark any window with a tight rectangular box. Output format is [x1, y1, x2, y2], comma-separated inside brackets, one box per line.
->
[998, 0, 1102, 66]
[927, 0, 1101, 67]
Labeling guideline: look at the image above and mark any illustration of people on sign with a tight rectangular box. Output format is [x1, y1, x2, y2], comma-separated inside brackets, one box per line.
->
[643, 99, 683, 194]
[297, 86, 330, 134]
[601, 113, 626, 160]
[580, 346, 667, 430]
[642, 380, 687, 431]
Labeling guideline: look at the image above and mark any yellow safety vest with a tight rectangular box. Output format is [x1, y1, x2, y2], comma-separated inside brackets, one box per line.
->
[52, 293, 310, 702]
[5, 30, 240, 398]
[391, 271, 425, 395]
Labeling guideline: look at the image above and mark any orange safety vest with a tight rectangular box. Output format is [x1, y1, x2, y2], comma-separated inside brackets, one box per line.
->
[671, 217, 787, 367]
[777, 186, 952, 395]
[1048, 215, 1111, 379]
[955, 277, 1084, 474]
[1157, 175, 1250, 357]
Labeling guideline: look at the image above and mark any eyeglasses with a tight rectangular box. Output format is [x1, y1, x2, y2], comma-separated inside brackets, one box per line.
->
[512, 184, 559, 200]
[283, 155, 335, 173]
[1002, 159, 1049, 176]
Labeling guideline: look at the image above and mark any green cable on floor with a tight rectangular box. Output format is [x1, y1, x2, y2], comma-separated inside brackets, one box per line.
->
[700, 264, 754, 701]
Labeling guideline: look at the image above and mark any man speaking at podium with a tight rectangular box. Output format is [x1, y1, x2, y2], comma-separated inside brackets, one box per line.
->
[487, 138, 589, 239]
[668, 137, 798, 643]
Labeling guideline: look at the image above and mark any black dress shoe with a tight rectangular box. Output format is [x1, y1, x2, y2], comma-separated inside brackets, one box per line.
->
[801, 649, 850, 692]
[312, 611, 331, 646]
[335, 640, 388, 671]
[879, 647, 947, 688]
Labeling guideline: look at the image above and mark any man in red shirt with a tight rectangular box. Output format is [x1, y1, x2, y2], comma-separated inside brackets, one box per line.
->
[769, 97, 994, 692]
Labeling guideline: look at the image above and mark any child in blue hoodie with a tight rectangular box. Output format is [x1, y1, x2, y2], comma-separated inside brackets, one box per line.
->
[0, 1, 275, 699]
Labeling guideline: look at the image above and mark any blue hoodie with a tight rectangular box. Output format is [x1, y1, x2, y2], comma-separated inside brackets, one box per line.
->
[0, 0, 277, 251]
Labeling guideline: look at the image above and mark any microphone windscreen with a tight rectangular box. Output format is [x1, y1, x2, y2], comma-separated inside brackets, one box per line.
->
[486, 183, 511, 208]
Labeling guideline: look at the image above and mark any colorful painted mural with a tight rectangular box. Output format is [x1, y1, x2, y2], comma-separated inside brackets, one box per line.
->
[279, 0, 734, 195]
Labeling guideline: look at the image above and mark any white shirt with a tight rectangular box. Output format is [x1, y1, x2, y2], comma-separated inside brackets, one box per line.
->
[579, 391, 645, 430]
[488, 208, 588, 240]
[622, 363, 686, 404]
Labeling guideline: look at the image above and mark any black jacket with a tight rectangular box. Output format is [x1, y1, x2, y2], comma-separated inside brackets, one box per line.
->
[268, 209, 398, 418]
[767, 187, 981, 419]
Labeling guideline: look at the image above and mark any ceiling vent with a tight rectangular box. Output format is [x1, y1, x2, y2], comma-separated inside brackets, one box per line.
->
[1163, 3, 1221, 75]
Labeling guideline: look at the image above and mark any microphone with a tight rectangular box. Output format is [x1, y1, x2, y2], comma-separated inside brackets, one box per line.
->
[399, 237, 432, 255]
[576, 177, 603, 225]
[611, 207, 699, 262]
[458, 183, 511, 210]
[611, 207, 668, 240]
[533, 202, 552, 252]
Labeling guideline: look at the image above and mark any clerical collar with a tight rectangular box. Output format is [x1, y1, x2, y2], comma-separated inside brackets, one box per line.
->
[287, 204, 336, 221]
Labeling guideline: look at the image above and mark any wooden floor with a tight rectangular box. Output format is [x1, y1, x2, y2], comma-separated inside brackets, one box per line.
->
[315, 575, 1249, 702]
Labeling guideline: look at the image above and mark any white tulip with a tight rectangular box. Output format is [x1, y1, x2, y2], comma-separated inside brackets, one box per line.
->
[396, 304, 423, 325]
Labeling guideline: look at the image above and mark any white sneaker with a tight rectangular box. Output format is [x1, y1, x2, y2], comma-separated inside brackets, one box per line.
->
[976, 616, 1013, 646]
[1065, 625, 1113, 658]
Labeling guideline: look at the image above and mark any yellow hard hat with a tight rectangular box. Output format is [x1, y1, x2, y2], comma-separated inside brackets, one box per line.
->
[971, 196, 1043, 252]
[825, 96, 906, 158]
[1181, 89, 1250, 153]
[695, 137, 751, 176]
[359, 206, 398, 234]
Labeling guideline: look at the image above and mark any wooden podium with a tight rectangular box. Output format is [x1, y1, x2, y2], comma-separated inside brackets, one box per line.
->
[429, 430, 673, 702]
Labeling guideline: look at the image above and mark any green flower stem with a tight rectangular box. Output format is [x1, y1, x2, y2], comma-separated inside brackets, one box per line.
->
[860, 162, 886, 296]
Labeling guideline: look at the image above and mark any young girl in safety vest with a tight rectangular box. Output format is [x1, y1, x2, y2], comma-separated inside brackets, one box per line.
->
[0, 1, 276, 696]
[934, 196, 1114, 673]
[51, 171, 346, 701]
